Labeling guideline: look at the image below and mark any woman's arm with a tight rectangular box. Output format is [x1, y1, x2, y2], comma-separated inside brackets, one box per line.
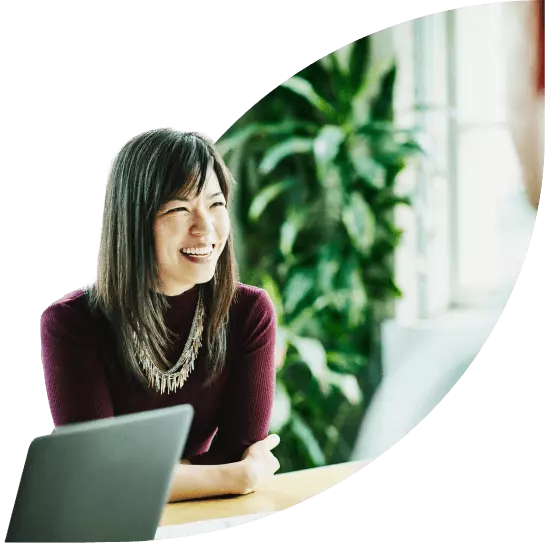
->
[189, 287, 278, 466]
[167, 461, 246, 501]
[169, 435, 281, 502]
[41, 299, 115, 425]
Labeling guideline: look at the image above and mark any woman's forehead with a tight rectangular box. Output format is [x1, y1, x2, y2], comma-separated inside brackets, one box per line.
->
[173, 168, 223, 200]
[204, 169, 221, 192]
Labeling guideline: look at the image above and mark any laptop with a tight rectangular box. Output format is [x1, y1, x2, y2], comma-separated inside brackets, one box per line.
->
[5, 404, 194, 542]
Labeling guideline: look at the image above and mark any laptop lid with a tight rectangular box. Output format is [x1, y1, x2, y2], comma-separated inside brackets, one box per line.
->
[6, 404, 193, 542]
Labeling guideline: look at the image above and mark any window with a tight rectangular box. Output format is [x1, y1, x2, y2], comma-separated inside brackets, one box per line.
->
[383, 3, 535, 324]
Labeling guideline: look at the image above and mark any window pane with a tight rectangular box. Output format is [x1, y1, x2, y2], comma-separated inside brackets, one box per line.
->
[457, 127, 536, 302]
[455, 4, 507, 125]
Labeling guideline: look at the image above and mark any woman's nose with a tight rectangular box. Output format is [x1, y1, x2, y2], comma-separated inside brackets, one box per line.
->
[190, 209, 214, 236]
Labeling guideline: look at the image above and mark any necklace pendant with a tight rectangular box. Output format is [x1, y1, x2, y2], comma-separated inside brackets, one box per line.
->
[134, 287, 204, 395]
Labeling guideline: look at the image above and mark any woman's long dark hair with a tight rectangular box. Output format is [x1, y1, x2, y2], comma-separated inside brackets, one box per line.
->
[88, 129, 239, 388]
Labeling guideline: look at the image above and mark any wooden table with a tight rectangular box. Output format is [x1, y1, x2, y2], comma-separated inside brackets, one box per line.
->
[159, 460, 369, 527]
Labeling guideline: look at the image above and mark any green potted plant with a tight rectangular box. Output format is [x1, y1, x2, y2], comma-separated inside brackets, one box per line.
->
[218, 35, 421, 472]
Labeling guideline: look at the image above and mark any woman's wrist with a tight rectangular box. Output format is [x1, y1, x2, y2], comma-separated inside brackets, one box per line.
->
[168, 460, 244, 502]
[221, 460, 253, 495]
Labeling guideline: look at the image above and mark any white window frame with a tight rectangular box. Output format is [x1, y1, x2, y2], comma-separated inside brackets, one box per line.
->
[387, 3, 531, 326]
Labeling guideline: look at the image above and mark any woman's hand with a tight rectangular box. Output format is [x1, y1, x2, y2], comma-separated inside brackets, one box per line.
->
[167, 437, 280, 502]
[238, 434, 281, 494]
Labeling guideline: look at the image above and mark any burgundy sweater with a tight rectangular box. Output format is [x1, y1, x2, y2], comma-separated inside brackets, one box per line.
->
[40, 283, 277, 465]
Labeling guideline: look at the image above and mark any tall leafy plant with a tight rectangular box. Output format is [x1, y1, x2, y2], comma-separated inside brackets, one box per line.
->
[218, 36, 421, 472]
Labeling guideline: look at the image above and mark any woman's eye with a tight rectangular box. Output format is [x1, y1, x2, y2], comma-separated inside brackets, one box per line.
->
[164, 202, 224, 214]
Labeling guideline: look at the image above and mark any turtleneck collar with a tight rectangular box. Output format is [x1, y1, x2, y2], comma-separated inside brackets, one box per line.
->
[164, 284, 199, 312]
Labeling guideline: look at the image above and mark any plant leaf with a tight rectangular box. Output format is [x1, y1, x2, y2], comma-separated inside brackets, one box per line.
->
[370, 63, 397, 121]
[216, 123, 259, 157]
[276, 326, 288, 358]
[313, 289, 352, 312]
[287, 305, 317, 336]
[348, 36, 371, 94]
[350, 137, 386, 189]
[248, 179, 293, 223]
[284, 272, 314, 315]
[290, 336, 328, 383]
[217, 120, 318, 156]
[326, 371, 362, 405]
[317, 51, 352, 117]
[347, 266, 367, 328]
[258, 137, 314, 175]
[259, 273, 284, 324]
[349, 137, 386, 188]
[290, 413, 326, 466]
[270, 381, 292, 433]
[256, 119, 320, 137]
[298, 58, 337, 105]
[312, 126, 346, 225]
[313, 125, 345, 167]
[317, 246, 341, 293]
[281, 76, 335, 117]
[400, 140, 425, 155]
[341, 192, 376, 255]
[279, 209, 305, 258]
[327, 351, 367, 374]
[352, 155, 386, 188]
[356, 121, 422, 138]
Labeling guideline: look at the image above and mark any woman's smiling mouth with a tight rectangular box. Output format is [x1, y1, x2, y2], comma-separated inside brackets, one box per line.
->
[180, 244, 216, 263]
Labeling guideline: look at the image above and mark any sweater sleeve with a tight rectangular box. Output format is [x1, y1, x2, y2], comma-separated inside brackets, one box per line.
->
[41, 301, 115, 427]
[190, 288, 277, 465]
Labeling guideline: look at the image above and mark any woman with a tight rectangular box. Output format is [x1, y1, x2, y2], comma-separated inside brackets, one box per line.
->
[40, 129, 280, 501]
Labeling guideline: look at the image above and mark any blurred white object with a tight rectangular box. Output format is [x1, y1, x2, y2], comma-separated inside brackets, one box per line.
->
[503, 0, 544, 210]
[351, 307, 500, 460]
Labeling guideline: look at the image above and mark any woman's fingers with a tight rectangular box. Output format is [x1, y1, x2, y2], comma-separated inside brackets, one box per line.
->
[262, 433, 280, 450]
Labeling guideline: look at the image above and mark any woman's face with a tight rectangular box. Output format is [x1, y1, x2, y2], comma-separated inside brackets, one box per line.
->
[153, 167, 230, 295]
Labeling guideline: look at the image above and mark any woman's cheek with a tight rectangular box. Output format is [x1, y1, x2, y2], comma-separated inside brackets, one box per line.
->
[219, 213, 231, 241]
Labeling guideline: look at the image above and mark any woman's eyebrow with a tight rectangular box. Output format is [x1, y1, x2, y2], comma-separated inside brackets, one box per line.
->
[169, 191, 224, 203]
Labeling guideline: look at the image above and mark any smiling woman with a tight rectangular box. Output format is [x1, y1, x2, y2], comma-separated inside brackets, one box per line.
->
[154, 171, 230, 297]
[40, 129, 280, 501]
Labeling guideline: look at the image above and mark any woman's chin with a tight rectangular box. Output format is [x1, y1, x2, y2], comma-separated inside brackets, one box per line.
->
[182, 269, 216, 287]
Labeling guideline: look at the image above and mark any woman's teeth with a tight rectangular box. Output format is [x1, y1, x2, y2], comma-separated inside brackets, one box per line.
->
[181, 245, 214, 256]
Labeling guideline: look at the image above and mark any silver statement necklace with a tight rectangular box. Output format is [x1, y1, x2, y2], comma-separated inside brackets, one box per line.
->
[134, 287, 205, 394]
